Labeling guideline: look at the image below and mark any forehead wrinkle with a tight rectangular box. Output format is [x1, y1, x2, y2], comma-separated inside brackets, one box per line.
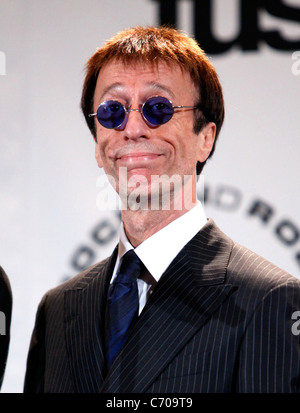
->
[145, 82, 175, 99]
[97, 82, 125, 103]
[97, 81, 176, 104]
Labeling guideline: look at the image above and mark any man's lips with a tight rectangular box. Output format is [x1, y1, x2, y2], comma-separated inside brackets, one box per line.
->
[115, 152, 163, 171]
[116, 152, 162, 162]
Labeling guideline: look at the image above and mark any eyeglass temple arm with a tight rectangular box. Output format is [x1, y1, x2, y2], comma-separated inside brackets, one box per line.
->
[173, 105, 196, 109]
[88, 105, 205, 116]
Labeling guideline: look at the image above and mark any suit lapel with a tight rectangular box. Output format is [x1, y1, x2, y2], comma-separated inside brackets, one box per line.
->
[101, 220, 237, 393]
[64, 247, 117, 393]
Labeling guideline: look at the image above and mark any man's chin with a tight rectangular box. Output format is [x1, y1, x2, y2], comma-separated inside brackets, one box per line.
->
[119, 187, 152, 211]
[119, 185, 177, 212]
[116, 171, 190, 211]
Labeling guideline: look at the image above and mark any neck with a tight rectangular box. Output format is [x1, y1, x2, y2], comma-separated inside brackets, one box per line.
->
[121, 180, 198, 247]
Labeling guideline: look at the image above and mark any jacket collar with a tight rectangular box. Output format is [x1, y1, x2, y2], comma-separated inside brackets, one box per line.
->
[64, 246, 118, 392]
[101, 219, 236, 393]
[64, 219, 236, 393]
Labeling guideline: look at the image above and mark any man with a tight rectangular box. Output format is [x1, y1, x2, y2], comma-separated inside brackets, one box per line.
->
[24, 26, 300, 393]
[0, 266, 12, 390]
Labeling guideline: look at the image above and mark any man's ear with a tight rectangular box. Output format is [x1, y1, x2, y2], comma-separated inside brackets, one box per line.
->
[197, 122, 216, 163]
[95, 143, 103, 168]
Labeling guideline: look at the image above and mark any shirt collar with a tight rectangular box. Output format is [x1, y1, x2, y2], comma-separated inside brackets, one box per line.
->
[118, 201, 207, 282]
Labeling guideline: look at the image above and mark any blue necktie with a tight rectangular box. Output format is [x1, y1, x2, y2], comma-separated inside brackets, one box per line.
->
[106, 250, 142, 370]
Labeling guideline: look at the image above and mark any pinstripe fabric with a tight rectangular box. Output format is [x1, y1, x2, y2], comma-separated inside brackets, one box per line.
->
[24, 220, 300, 393]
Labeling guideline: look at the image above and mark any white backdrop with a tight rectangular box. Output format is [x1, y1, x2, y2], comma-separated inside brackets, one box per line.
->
[0, 0, 300, 393]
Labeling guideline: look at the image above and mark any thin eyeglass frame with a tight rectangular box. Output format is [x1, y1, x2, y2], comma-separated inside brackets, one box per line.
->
[88, 96, 199, 129]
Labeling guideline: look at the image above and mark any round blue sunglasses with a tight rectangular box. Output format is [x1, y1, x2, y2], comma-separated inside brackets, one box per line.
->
[88, 96, 198, 129]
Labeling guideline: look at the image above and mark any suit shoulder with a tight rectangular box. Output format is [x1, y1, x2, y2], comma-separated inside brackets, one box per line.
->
[0, 266, 12, 305]
[205, 219, 300, 289]
[43, 256, 112, 300]
[0, 266, 12, 293]
[228, 241, 300, 289]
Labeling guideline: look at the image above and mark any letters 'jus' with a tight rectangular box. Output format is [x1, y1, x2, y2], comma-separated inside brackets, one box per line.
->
[152, 0, 300, 54]
[0, 51, 6, 76]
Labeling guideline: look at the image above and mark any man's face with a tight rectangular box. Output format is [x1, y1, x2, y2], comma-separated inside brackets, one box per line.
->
[93, 59, 215, 205]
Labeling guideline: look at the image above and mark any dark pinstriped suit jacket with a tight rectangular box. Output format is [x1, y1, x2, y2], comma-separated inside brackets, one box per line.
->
[0, 266, 12, 389]
[24, 219, 300, 393]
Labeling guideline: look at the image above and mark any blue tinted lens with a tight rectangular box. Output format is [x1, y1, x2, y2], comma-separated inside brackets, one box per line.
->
[96, 100, 125, 129]
[142, 96, 174, 126]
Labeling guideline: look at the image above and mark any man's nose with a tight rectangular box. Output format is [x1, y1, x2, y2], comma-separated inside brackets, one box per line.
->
[122, 107, 149, 140]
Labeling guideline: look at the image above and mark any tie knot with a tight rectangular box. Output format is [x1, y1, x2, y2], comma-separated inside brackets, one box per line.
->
[118, 250, 142, 282]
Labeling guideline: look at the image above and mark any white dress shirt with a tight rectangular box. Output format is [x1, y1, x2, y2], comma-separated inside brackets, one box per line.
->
[111, 201, 207, 314]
